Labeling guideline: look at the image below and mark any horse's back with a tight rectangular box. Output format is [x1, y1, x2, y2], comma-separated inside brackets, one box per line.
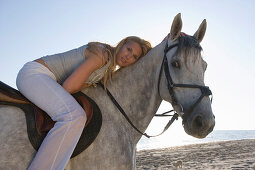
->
[0, 87, 137, 170]
[0, 105, 34, 169]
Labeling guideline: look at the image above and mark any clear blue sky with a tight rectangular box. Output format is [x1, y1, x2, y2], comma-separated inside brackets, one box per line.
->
[1, 0, 254, 131]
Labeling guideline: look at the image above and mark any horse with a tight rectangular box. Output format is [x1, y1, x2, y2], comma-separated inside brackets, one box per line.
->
[0, 13, 215, 169]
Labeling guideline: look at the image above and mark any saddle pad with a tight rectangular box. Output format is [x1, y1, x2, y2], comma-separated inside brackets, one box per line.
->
[18, 92, 102, 158]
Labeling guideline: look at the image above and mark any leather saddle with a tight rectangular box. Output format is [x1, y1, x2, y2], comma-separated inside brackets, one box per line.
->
[0, 81, 102, 158]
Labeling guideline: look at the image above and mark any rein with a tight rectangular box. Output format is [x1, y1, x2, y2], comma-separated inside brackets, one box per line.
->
[98, 82, 178, 138]
[99, 38, 212, 138]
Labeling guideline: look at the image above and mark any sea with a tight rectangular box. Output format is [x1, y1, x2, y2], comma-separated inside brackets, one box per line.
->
[137, 130, 255, 151]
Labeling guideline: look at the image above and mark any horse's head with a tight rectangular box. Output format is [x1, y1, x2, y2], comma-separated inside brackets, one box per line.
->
[159, 13, 215, 138]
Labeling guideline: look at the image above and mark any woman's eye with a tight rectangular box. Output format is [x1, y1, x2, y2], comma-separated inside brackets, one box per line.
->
[171, 61, 180, 68]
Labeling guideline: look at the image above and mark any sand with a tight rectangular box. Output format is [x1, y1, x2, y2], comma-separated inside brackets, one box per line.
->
[136, 139, 255, 169]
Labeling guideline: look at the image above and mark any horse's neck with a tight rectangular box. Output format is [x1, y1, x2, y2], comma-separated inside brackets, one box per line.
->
[107, 42, 165, 140]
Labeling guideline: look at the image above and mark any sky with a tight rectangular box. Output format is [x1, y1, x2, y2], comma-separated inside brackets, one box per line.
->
[0, 0, 255, 133]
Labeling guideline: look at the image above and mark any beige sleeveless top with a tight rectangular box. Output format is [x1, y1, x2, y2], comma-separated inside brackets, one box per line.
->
[42, 44, 110, 85]
[86, 58, 111, 86]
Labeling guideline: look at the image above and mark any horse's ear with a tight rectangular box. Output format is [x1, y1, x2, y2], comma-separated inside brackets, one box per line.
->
[193, 19, 207, 43]
[170, 13, 182, 41]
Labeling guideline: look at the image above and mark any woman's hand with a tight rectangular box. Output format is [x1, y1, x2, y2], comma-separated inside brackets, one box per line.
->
[162, 32, 188, 42]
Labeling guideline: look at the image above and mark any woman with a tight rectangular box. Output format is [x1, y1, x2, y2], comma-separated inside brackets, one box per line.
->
[16, 36, 151, 170]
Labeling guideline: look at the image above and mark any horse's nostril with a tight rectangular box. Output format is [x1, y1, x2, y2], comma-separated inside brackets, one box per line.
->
[194, 115, 203, 128]
[208, 124, 214, 133]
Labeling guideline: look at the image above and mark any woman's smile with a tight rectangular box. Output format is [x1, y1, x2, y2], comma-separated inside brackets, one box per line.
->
[116, 41, 142, 67]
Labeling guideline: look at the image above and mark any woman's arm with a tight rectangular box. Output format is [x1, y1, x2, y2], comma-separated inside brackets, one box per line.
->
[62, 48, 107, 94]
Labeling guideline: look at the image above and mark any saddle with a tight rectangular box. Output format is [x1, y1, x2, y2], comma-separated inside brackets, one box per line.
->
[0, 81, 102, 158]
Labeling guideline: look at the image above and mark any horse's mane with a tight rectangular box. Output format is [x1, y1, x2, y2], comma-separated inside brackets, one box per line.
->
[177, 36, 203, 66]
[178, 35, 202, 53]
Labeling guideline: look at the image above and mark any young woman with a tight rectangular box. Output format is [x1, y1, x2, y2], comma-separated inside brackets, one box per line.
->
[16, 36, 152, 170]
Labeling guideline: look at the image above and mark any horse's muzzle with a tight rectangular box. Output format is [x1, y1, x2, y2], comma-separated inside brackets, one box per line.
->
[183, 111, 215, 138]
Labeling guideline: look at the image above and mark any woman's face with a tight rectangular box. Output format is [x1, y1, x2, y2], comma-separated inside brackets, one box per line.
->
[116, 41, 142, 67]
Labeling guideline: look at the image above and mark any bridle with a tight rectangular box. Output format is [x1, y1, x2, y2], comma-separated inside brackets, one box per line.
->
[158, 38, 213, 121]
[99, 37, 213, 138]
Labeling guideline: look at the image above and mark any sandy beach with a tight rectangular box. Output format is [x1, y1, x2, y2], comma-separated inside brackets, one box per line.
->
[136, 139, 255, 169]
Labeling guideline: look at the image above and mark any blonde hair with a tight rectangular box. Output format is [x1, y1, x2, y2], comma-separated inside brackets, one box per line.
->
[87, 36, 152, 88]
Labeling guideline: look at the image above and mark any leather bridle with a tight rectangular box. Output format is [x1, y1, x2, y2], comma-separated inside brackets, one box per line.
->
[158, 39, 213, 121]
[100, 37, 213, 138]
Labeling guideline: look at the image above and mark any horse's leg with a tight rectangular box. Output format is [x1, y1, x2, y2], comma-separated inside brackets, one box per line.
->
[66, 144, 136, 170]
[0, 105, 35, 169]
[66, 121, 137, 170]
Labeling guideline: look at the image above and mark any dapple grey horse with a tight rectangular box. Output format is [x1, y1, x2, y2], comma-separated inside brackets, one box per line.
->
[0, 13, 215, 169]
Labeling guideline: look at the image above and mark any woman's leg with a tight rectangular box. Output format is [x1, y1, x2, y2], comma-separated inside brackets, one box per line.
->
[16, 62, 87, 170]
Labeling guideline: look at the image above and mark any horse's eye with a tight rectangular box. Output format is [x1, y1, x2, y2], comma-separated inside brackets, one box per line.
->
[171, 61, 180, 68]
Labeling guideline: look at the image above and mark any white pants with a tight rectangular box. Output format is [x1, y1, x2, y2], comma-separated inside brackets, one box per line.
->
[16, 61, 87, 170]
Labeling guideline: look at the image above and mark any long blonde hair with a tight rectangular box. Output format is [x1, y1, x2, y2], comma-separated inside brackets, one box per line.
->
[87, 36, 152, 87]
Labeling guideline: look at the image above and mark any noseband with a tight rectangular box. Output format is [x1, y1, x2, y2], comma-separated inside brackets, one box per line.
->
[158, 39, 213, 120]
